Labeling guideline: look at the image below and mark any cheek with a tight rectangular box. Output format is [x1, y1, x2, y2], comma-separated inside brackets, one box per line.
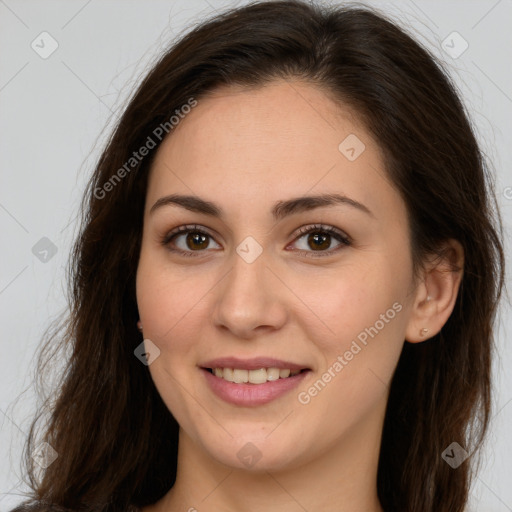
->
[138, 286, 208, 363]
[136, 245, 204, 341]
[295, 274, 405, 438]
[135, 253, 227, 398]
[293, 256, 408, 411]
[135, 253, 209, 421]
[295, 258, 407, 351]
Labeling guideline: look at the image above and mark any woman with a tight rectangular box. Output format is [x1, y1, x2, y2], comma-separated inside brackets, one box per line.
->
[12, 1, 505, 511]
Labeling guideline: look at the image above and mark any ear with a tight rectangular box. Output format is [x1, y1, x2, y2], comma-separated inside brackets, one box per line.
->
[404, 239, 464, 343]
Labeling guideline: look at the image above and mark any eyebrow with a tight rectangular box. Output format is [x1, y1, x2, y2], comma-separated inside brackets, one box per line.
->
[149, 193, 374, 220]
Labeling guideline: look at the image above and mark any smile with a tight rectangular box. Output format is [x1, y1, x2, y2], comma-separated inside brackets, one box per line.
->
[207, 367, 303, 384]
[200, 360, 310, 406]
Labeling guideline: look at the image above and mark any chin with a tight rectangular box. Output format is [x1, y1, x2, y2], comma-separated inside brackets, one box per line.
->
[197, 430, 308, 473]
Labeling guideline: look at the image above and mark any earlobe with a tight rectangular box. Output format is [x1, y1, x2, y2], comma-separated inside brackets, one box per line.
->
[404, 239, 464, 343]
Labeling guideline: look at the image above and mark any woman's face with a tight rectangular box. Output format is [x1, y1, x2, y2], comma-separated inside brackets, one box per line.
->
[136, 80, 418, 472]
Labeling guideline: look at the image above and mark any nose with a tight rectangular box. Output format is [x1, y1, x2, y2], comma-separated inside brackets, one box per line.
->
[211, 249, 288, 339]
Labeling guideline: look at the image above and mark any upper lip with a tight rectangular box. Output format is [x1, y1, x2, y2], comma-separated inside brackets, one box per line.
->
[200, 357, 310, 371]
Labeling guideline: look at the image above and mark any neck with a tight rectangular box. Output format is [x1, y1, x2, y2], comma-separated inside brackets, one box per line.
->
[148, 401, 386, 512]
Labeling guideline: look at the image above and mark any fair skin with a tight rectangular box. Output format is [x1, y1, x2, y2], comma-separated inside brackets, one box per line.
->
[136, 79, 463, 512]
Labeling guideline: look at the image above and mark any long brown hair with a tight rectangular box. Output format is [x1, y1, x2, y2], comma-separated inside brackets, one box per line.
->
[13, 1, 505, 511]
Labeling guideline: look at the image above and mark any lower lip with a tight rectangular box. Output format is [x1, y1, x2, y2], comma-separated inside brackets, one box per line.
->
[202, 368, 310, 407]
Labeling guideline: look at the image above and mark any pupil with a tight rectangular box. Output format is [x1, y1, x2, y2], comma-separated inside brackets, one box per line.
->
[309, 233, 329, 250]
[184, 231, 331, 251]
[187, 232, 208, 250]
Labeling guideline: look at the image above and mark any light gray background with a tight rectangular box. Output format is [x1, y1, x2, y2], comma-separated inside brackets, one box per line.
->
[1, 0, 511, 510]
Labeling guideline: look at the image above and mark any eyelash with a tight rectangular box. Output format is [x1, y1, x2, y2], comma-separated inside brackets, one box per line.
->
[161, 223, 351, 259]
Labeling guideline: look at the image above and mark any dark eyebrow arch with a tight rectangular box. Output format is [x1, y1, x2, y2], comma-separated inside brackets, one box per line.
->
[149, 193, 374, 220]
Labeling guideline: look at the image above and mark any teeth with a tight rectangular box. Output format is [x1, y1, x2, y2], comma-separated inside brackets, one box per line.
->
[267, 368, 280, 381]
[233, 369, 248, 383]
[248, 368, 267, 384]
[211, 367, 304, 384]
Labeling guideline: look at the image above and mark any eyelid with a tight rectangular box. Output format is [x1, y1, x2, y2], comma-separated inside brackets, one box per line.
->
[292, 223, 351, 244]
[161, 224, 221, 257]
[161, 223, 351, 257]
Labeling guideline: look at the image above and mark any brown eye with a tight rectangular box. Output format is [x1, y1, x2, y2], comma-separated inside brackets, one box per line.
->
[185, 232, 210, 250]
[162, 223, 351, 258]
[162, 225, 221, 257]
[291, 224, 351, 257]
[306, 232, 331, 250]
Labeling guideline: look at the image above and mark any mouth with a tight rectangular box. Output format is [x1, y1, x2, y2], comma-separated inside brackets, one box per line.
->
[204, 367, 309, 384]
[199, 357, 312, 406]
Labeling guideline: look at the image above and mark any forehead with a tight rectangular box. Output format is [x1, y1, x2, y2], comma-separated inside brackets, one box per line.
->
[146, 80, 399, 221]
